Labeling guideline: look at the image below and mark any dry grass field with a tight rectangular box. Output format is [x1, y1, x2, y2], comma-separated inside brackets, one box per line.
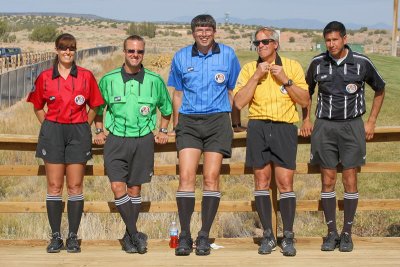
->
[0, 15, 399, 241]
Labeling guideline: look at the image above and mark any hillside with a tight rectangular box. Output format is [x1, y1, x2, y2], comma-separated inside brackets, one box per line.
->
[0, 14, 395, 55]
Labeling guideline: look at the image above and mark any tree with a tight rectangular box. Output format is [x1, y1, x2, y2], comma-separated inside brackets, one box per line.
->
[29, 25, 59, 42]
[126, 22, 156, 38]
[289, 36, 295, 43]
[0, 20, 8, 38]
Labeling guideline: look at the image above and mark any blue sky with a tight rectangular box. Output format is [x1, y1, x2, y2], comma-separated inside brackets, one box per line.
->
[2, 0, 398, 27]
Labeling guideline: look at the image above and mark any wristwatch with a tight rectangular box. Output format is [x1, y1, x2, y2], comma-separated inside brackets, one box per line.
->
[159, 128, 168, 134]
[95, 128, 104, 135]
[283, 79, 293, 88]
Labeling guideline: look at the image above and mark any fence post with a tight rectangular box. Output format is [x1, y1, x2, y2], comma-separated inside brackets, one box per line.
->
[7, 72, 11, 107]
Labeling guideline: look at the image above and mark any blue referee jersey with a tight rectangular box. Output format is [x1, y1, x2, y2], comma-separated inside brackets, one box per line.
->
[168, 42, 240, 114]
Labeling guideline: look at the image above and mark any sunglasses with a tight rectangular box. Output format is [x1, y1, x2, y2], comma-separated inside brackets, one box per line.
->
[253, 39, 275, 47]
[57, 46, 76, 51]
[125, 49, 145, 55]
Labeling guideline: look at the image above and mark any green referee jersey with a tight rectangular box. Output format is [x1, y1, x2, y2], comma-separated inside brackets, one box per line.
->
[98, 66, 172, 137]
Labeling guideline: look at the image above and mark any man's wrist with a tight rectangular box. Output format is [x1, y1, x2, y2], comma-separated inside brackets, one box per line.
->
[94, 128, 104, 135]
[159, 128, 168, 134]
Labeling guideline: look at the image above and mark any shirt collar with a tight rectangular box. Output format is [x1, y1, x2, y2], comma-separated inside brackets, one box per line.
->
[121, 64, 145, 83]
[191, 42, 221, 57]
[324, 44, 354, 65]
[52, 62, 78, 79]
[256, 53, 283, 66]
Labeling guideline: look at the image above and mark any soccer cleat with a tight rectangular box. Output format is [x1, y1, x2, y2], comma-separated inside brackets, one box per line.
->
[46, 232, 64, 253]
[195, 231, 211, 256]
[281, 231, 296, 256]
[175, 232, 193, 256]
[258, 229, 277, 254]
[339, 232, 354, 252]
[321, 231, 340, 251]
[131, 232, 148, 254]
[122, 231, 138, 253]
[66, 232, 81, 253]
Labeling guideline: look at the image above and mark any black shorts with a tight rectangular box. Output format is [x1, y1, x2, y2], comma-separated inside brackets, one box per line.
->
[104, 133, 154, 187]
[175, 112, 233, 158]
[245, 120, 298, 170]
[310, 117, 366, 169]
[36, 120, 92, 164]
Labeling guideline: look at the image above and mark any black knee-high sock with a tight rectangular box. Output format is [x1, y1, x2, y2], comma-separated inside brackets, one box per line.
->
[130, 195, 142, 234]
[115, 194, 136, 236]
[176, 191, 195, 235]
[321, 191, 337, 233]
[343, 192, 359, 234]
[279, 192, 296, 232]
[200, 191, 221, 234]
[254, 190, 272, 232]
[46, 194, 63, 234]
[67, 193, 84, 234]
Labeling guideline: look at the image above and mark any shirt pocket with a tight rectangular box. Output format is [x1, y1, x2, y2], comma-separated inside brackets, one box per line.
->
[211, 66, 229, 87]
[43, 90, 62, 110]
[343, 75, 363, 95]
[182, 67, 201, 92]
[137, 96, 156, 117]
[315, 72, 334, 94]
[71, 90, 89, 110]
[109, 95, 127, 114]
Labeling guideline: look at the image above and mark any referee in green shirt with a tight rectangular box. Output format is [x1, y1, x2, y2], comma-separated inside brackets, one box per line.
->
[94, 35, 172, 254]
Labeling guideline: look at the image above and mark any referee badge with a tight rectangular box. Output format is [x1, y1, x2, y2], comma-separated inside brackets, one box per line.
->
[75, 95, 85, 105]
[280, 85, 288, 94]
[140, 105, 150, 116]
[346, 83, 358, 94]
[215, 73, 225, 84]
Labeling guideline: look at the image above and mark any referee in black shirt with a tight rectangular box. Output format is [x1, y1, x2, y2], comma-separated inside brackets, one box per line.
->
[301, 21, 385, 253]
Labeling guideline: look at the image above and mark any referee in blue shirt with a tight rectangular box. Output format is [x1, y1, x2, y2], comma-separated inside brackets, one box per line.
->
[168, 14, 241, 256]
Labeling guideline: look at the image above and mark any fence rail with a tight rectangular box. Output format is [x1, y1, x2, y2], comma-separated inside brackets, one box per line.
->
[0, 46, 118, 109]
[0, 126, 399, 236]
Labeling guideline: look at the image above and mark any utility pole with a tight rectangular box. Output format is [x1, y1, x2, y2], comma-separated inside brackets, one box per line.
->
[392, 0, 398, 56]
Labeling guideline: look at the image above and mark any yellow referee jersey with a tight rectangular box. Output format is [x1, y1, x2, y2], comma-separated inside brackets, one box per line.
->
[233, 55, 308, 123]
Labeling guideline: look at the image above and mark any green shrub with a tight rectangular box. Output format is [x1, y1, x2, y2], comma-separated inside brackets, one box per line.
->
[0, 20, 8, 38]
[126, 22, 156, 38]
[29, 25, 59, 42]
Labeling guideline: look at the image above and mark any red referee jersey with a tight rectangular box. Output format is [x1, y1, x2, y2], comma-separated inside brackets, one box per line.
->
[27, 63, 104, 124]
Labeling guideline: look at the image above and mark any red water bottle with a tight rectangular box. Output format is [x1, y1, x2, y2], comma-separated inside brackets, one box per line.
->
[169, 221, 179, 248]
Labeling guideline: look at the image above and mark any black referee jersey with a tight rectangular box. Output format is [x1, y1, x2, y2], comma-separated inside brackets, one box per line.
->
[306, 45, 385, 120]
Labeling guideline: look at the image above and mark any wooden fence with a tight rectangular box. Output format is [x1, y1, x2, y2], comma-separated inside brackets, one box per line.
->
[0, 126, 399, 236]
[0, 52, 54, 73]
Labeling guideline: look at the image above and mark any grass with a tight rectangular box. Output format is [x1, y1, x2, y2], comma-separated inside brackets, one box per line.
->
[0, 49, 399, 240]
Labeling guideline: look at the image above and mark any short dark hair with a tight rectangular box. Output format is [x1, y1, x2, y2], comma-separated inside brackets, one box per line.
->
[323, 21, 346, 38]
[191, 14, 216, 32]
[123, 35, 145, 50]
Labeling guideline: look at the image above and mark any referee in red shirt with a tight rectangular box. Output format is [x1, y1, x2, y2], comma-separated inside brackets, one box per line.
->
[27, 33, 104, 253]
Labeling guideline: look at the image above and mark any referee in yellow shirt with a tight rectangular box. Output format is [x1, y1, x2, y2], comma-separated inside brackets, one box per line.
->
[233, 27, 309, 257]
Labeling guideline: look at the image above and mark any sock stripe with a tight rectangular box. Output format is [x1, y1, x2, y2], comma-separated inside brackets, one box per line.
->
[203, 191, 221, 198]
[68, 194, 84, 201]
[321, 191, 336, 199]
[254, 190, 270, 197]
[114, 194, 130, 206]
[280, 192, 296, 199]
[176, 191, 195, 198]
[46, 194, 62, 201]
[344, 192, 359, 199]
[130, 196, 142, 204]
